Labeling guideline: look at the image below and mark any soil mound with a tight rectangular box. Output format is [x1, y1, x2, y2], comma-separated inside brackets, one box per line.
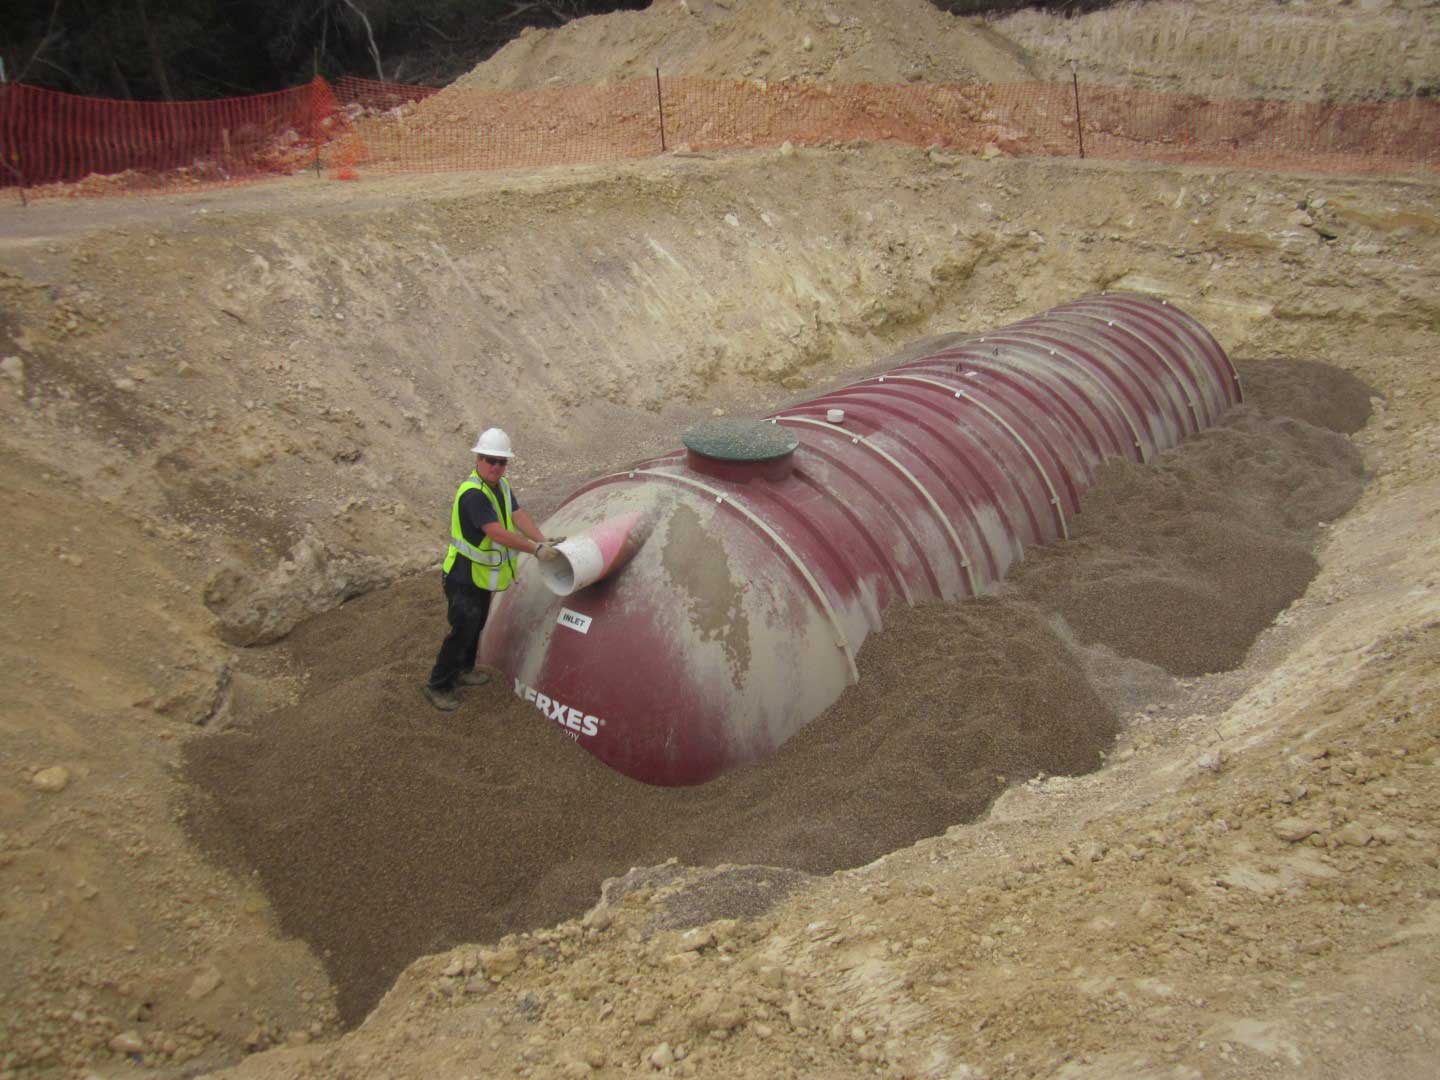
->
[1009, 412, 1368, 674]
[453, 0, 1032, 92]
[181, 357, 1369, 1027]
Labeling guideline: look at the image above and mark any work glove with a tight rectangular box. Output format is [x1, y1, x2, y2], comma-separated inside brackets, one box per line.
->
[535, 543, 562, 563]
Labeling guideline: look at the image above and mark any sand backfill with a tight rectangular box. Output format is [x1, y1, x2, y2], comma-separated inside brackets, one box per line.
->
[182, 358, 1371, 1027]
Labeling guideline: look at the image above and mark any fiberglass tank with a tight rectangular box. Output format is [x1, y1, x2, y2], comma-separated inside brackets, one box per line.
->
[479, 292, 1242, 786]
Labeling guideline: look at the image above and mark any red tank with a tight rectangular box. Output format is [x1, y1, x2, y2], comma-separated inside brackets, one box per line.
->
[480, 293, 1241, 785]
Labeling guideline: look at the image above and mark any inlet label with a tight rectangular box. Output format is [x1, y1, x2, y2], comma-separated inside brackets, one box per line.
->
[557, 608, 592, 634]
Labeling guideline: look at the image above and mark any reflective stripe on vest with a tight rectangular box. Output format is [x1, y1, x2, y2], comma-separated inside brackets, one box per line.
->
[442, 473, 517, 591]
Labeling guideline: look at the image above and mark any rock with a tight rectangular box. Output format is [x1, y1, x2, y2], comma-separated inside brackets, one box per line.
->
[648, 1042, 675, 1069]
[802, 35, 814, 52]
[1196, 748, 1227, 773]
[1078, 840, 1105, 863]
[677, 927, 715, 952]
[785, 993, 811, 1029]
[185, 966, 223, 1000]
[1, 355, 23, 384]
[479, 945, 522, 978]
[31, 767, 70, 793]
[779, 141, 795, 157]
[1334, 822, 1373, 847]
[690, 990, 745, 1033]
[1272, 817, 1320, 843]
[109, 1031, 146, 1055]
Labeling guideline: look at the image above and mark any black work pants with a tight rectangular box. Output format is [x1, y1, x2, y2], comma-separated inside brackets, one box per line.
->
[427, 572, 494, 690]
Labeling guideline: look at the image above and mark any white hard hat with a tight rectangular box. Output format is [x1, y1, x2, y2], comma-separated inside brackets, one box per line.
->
[470, 427, 514, 458]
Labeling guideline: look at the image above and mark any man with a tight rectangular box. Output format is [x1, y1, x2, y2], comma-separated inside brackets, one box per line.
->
[423, 427, 562, 712]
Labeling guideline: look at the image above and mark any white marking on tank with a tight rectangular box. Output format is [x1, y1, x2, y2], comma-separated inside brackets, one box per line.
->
[514, 679, 603, 739]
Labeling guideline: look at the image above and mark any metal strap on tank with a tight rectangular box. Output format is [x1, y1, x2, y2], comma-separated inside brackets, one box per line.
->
[960, 334, 1150, 461]
[773, 416, 979, 597]
[792, 468, 916, 608]
[1069, 311, 1199, 431]
[1087, 295, 1211, 423]
[631, 468, 860, 684]
[1115, 293, 1245, 408]
[904, 354, 1107, 465]
[873, 374, 1070, 540]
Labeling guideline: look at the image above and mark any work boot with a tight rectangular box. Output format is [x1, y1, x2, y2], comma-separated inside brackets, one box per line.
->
[422, 684, 461, 712]
[456, 669, 491, 687]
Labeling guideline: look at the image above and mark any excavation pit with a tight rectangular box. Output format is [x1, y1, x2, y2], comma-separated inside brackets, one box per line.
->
[182, 358, 1372, 1026]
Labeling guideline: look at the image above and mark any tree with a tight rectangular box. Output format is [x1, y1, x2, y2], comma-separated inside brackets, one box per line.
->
[0, 0, 647, 99]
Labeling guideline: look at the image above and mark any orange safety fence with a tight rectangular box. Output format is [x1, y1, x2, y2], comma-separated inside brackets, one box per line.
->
[332, 75, 1440, 178]
[331, 75, 667, 172]
[3, 74, 1437, 201]
[1069, 85, 1440, 173]
[0, 78, 339, 198]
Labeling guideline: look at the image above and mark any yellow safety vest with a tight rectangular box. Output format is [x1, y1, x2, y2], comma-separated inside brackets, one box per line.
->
[442, 473, 518, 591]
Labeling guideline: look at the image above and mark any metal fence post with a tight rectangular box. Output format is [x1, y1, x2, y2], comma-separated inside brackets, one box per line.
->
[1070, 59, 1086, 160]
[655, 66, 667, 152]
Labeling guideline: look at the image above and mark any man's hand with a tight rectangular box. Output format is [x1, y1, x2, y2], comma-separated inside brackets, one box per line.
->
[535, 543, 562, 563]
[547, 536, 567, 545]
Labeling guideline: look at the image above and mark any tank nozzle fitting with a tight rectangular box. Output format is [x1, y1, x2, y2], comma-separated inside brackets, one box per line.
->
[537, 510, 651, 596]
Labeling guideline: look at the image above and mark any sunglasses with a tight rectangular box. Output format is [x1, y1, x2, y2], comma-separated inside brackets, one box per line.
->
[481, 456, 509, 467]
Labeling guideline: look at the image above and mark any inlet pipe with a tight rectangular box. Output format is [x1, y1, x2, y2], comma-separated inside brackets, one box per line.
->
[537, 511, 651, 596]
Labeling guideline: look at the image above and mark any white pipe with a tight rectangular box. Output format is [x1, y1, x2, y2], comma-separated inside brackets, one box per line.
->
[537, 510, 649, 597]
